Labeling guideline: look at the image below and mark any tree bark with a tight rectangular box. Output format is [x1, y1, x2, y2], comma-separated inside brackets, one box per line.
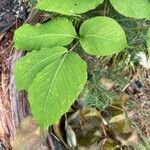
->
[0, 27, 30, 149]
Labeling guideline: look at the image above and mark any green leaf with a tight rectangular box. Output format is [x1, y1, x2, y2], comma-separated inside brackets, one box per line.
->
[110, 0, 150, 19]
[14, 47, 67, 91]
[36, 0, 104, 16]
[147, 28, 150, 54]
[14, 18, 76, 51]
[28, 50, 87, 127]
[79, 17, 127, 56]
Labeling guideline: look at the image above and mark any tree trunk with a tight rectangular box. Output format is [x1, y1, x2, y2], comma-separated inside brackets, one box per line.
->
[0, 26, 30, 149]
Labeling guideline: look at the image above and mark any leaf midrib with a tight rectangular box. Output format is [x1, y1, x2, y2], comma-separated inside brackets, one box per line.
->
[42, 52, 68, 118]
[20, 33, 76, 41]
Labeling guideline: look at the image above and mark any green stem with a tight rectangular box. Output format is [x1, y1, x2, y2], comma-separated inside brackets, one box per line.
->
[68, 41, 79, 52]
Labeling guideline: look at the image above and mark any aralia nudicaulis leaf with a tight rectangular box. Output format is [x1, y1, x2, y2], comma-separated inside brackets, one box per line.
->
[14, 46, 87, 127]
[110, 0, 150, 19]
[36, 0, 104, 16]
[14, 18, 76, 51]
[79, 16, 127, 56]
[28, 49, 87, 127]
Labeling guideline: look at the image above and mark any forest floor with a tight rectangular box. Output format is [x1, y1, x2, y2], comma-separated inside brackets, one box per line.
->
[0, 0, 150, 150]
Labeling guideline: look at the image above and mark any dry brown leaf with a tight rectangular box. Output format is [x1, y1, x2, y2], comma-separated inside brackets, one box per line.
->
[116, 130, 138, 147]
[109, 113, 126, 123]
[67, 107, 102, 148]
[12, 116, 49, 150]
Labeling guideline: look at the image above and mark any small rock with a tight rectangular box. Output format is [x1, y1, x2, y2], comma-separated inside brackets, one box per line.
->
[100, 77, 115, 90]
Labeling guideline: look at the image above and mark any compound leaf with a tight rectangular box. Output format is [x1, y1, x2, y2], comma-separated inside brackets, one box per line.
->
[36, 0, 104, 16]
[110, 0, 150, 19]
[14, 18, 76, 51]
[29, 50, 87, 127]
[79, 17, 127, 56]
[14, 47, 67, 91]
